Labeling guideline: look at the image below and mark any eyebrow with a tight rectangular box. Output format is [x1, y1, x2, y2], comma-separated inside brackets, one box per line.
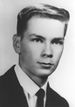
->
[29, 33, 64, 40]
[52, 38, 64, 41]
[29, 34, 45, 40]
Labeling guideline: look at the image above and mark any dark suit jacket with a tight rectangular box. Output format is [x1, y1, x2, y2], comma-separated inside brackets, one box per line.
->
[0, 65, 69, 107]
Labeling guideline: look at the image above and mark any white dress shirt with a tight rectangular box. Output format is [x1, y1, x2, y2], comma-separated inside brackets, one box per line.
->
[15, 64, 48, 107]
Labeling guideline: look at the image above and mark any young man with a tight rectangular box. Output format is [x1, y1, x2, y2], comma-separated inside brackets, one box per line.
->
[0, 3, 70, 107]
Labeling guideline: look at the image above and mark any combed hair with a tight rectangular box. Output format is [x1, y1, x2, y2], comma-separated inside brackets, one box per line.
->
[17, 4, 70, 36]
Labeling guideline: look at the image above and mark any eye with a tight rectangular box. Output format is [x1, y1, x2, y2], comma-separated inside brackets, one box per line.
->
[30, 38, 43, 43]
[51, 39, 64, 45]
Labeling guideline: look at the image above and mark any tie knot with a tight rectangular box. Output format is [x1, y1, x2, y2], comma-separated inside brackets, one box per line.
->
[36, 89, 45, 98]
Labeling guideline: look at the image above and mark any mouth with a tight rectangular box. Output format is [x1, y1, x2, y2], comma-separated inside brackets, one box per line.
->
[37, 62, 54, 69]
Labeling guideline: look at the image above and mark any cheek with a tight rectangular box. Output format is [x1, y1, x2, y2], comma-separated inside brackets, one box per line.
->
[20, 43, 41, 64]
[20, 42, 32, 64]
[28, 44, 43, 59]
[53, 46, 63, 61]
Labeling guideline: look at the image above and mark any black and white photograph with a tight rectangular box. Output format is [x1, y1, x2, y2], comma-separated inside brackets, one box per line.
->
[0, 0, 75, 107]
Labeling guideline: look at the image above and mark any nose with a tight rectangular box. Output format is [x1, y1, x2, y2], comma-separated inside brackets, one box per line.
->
[41, 42, 53, 58]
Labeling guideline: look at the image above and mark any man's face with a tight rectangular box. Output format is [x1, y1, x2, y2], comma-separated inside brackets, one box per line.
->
[15, 17, 66, 81]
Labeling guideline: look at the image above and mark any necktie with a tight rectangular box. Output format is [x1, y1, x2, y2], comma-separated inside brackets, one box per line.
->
[36, 89, 45, 107]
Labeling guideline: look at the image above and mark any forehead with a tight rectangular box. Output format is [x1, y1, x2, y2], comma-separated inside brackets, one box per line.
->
[25, 16, 65, 39]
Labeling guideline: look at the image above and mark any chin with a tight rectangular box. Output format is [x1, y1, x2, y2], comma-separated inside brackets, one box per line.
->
[37, 68, 54, 77]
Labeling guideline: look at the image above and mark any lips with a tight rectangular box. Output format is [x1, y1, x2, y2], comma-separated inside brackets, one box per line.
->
[38, 62, 53, 65]
[37, 62, 54, 69]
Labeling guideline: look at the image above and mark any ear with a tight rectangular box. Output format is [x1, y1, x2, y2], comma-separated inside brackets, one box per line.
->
[13, 34, 21, 54]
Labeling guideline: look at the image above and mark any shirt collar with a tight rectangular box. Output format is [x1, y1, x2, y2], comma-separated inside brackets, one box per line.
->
[15, 64, 48, 96]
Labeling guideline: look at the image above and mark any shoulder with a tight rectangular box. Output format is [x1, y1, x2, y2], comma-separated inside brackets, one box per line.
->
[0, 65, 15, 85]
[47, 83, 69, 107]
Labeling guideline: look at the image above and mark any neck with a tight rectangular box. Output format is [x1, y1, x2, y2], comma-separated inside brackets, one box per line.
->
[19, 60, 48, 87]
[31, 75, 48, 87]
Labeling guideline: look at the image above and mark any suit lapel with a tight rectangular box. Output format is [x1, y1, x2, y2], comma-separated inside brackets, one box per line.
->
[45, 83, 58, 107]
[45, 83, 53, 107]
[45, 83, 68, 107]
[6, 65, 29, 107]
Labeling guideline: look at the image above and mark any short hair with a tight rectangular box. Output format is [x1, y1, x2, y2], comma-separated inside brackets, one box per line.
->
[17, 4, 70, 36]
